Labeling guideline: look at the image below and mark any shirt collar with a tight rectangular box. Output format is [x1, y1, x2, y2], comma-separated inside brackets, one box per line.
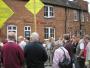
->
[8, 40, 15, 43]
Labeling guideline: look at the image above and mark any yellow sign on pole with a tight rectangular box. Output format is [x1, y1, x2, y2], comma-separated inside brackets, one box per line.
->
[25, 0, 44, 14]
[0, 0, 14, 28]
[25, 0, 44, 32]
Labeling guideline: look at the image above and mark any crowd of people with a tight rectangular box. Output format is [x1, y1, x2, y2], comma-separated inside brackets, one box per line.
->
[0, 31, 90, 68]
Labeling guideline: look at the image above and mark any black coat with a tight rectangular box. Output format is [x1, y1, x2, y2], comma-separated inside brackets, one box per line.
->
[24, 41, 48, 68]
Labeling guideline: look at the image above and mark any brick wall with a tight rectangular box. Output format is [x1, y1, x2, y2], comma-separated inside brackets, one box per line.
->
[0, 0, 89, 41]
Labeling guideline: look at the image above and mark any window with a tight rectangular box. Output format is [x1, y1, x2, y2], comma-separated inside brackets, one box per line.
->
[24, 26, 31, 38]
[74, 10, 79, 21]
[81, 12, 85, 22]
[44, 27, 55, 39]
[86, 16, 88, 22]
[7, 25, 17, 40]
[44, 5, 54, 18]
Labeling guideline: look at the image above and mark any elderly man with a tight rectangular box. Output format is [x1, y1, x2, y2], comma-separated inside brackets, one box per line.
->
[24, 32, 48, 68]
[2, 32, 24, 68]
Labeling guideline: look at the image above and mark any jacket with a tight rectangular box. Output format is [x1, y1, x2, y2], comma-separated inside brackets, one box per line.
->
[52, 47, 70, 68]
[24, 41, 48, 68]
[2, 42, 24, 68]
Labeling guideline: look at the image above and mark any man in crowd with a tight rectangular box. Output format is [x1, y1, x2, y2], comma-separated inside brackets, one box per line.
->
[85, 35, 90, 68]
[18, 36, 26, 51]
[76, 35, 89, 68]
[24, 32, 48, 68]
[2, 32, 24, 68]
[64, 34, 73, 68]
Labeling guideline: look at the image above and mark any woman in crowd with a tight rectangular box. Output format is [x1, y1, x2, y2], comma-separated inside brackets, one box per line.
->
[52, 39, 70, 68]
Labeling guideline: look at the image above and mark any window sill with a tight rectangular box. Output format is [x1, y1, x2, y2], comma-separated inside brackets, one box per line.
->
[44, 16, 54, 19]
[73, 20, 79, 22]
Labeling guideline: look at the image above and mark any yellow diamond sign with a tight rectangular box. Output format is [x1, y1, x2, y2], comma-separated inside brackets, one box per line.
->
[25, 0, 44, 14]
[0, 0, 14, 28]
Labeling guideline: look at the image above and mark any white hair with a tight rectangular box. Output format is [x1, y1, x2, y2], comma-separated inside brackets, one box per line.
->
[30, 32, 39, 42]
[55, 39, 63, 46]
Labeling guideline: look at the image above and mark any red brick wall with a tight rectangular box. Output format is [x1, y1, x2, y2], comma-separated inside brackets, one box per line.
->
[0, 0, 89, 41]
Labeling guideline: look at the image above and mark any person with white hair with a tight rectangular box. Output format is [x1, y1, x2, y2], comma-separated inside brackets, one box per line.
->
[30, 32, 40, 42]
[24, 32, 48, 68]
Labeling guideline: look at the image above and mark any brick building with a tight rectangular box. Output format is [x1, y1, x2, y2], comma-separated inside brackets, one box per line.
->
[85, 13, 90, 35]
[0, 0, 89, 41]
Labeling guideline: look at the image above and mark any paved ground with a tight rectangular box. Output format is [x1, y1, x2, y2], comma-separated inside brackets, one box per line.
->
[1, 66, 52, 68]
[45, 66, 52, 68]
[1, 65, 52, 68]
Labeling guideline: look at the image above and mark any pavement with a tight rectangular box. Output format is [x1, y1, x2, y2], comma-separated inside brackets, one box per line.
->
[1, 65, 52, 68]
[45, 66, 52, 68]
[1, 66, 52, 68]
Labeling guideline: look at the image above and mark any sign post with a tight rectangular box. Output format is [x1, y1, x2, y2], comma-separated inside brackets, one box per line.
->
[25, 0, 44, 32]
[0, 0, 14, 28]
[34, 0, 37, 32]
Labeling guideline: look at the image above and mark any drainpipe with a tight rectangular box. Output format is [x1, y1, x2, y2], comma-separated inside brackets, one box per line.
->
[65, 8, 68, 34]
[79, 10, 82, 35]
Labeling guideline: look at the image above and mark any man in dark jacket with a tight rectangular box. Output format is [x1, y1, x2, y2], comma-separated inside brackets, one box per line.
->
[2, 32, 24, 68]
[24, 32, 48, 68]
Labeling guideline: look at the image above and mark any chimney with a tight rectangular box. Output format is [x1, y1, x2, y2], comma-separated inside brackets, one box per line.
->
[74, 0, 88, 11]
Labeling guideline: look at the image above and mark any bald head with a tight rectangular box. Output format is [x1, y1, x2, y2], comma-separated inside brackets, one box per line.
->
[8, 32, 16, 41]
[18, 36, 24, 42]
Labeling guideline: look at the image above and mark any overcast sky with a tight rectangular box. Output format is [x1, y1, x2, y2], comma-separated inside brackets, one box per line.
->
[84, 0, 90, 12]
[69, 0, 90, 12]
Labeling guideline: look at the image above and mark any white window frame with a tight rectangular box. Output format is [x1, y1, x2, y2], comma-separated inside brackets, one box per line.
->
[24, 26, 31, 38]
[44, 27, 55, 39]
[7, 25, 17, 40]
[44, 5, 54, 18]
[74, 10, 79, 21]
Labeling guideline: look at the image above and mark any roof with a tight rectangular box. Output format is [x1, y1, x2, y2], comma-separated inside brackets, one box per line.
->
[41, 0, 86, 10]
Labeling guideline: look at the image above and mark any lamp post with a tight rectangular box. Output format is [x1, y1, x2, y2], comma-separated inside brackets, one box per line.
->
[65, 7, 68, 34]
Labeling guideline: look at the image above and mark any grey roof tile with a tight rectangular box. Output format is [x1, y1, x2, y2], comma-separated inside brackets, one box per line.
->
[41, 0, 84, 10]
